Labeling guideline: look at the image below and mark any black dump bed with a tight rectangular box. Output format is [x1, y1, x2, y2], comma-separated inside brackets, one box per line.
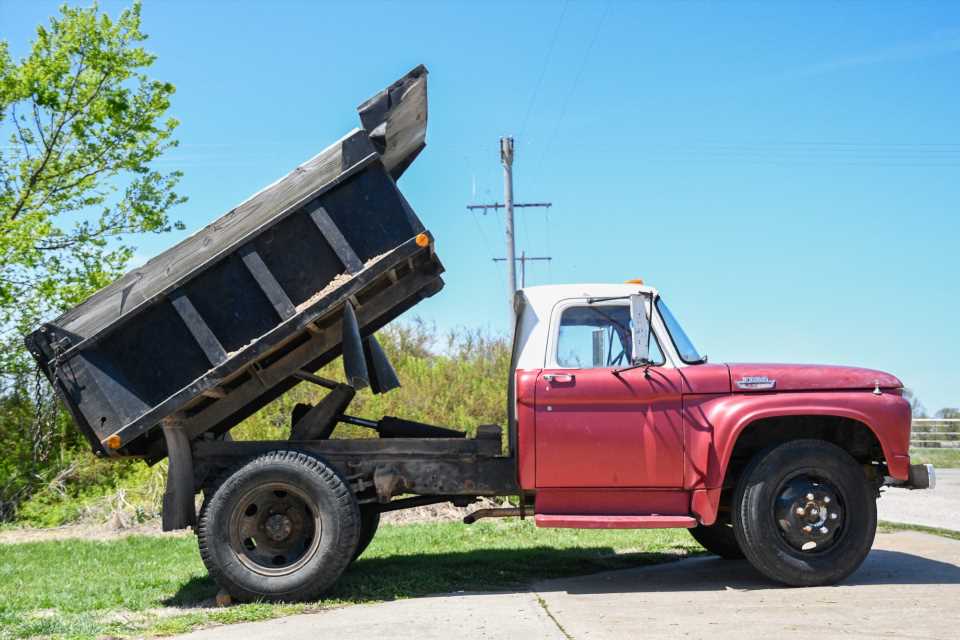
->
[25, 65, 444, 460]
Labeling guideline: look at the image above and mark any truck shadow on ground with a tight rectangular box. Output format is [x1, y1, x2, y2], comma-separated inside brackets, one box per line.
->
[544, 549, 960, 595]
[165, 547, 689, 607]
[165, 546, 960, 607]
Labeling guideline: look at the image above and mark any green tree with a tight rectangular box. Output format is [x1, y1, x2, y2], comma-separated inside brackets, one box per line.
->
[0, 2, 184, 518]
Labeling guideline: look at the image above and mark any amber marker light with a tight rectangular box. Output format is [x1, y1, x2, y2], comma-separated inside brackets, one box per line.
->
[624, 278, 644, 285]
[415, 233, 430, 247]
[105, 435, 121, 449]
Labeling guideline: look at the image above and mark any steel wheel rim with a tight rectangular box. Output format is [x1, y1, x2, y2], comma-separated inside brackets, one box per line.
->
[228, 481, 322, 576]
[772, 472, 845, 553]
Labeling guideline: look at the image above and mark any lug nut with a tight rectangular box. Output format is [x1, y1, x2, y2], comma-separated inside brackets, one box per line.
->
[820, 527, 829, 534]
[806, 493, 815, 501]
[803, 525, 813, 533]
[823, 496, 831, 504]
[830, 513, 838, 520]
[795, 507, 805, 516]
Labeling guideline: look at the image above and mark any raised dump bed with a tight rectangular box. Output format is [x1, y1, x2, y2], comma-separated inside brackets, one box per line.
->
[25, 65, 443, 461]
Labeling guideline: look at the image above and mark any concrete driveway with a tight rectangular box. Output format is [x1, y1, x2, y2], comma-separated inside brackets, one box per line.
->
[178, 531, 960, 640]
[878, 468, 959, 531]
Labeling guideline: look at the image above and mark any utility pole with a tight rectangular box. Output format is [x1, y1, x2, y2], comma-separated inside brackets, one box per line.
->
[493, 251, 552, 288]
[466, 136, 552, 323]
[502, 138, 516, 305]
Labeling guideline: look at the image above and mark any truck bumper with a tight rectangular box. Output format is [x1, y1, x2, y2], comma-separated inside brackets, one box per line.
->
[887, 463, 936, 490]
[908, 463, 936, 490]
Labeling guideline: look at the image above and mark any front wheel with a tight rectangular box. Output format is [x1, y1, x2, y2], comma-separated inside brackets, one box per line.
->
[732, 439, 876, 587]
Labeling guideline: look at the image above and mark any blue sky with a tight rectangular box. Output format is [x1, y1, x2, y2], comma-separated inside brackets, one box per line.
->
[2, 1, 958, 413]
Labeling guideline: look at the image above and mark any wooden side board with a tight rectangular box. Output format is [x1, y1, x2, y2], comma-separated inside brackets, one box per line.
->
[41, 65, 429, 347]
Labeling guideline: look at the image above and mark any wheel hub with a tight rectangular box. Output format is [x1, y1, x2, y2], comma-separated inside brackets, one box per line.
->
[229, 483, 321, 576]
[775, 476, 844, 552]
[264, 513, 294, 542]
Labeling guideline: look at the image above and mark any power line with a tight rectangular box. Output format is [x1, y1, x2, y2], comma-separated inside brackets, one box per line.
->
[535, 0, 611, 176]
[518, 0, 570, 141]
[493, 251, 552, 288]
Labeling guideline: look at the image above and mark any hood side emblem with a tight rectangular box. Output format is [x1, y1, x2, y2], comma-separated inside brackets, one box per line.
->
[736, 375, 776, 390]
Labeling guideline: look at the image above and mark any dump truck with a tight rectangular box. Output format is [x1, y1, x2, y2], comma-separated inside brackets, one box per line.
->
[27, 65, 934, 602]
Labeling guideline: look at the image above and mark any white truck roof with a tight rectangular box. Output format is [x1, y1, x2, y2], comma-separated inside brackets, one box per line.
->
[513, 283, 663, 370]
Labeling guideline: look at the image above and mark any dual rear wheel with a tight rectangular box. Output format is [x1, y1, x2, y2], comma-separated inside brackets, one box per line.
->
[688, 439, 877, 586]
[198, 450, 379, 602]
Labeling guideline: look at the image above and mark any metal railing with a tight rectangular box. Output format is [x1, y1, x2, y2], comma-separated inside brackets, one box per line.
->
[911, 418, 960, 449]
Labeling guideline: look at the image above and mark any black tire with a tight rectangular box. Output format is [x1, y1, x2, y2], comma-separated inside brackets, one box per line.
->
[352, 507, 380, 561]
[688, 522, 744, 559]
[732, 439, 876, 587]
[197, 450, 360, 602]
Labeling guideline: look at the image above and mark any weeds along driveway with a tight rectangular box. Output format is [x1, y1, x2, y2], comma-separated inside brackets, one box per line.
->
[174, 531, 960, 640]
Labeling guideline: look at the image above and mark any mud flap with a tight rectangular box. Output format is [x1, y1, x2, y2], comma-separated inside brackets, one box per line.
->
[161, 416, 196, 531]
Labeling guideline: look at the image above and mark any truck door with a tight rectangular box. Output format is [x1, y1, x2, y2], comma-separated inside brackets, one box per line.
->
[534, 300, 684, 488]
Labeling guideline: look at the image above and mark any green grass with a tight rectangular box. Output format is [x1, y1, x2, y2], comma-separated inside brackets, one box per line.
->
[878, 520, 960, 542]
[909, 447, 960, 469]
[0, 520, 697, 639]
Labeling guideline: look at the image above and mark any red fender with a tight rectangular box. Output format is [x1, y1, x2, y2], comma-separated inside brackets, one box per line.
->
[685, 391, 911, 524]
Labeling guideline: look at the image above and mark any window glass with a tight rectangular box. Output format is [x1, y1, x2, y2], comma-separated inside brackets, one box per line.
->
[556, 305, 664, 368]
[656, 299, 703, 364]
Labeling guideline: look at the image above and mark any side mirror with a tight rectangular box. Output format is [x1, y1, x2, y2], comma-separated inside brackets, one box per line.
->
[629, 294, 651, 365]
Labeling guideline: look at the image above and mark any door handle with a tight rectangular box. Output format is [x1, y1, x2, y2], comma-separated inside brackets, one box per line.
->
[543, 374, 575, 383]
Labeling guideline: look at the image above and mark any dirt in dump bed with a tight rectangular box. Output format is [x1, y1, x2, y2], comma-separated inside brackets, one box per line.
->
[293, 252, 393, 314]
[225, 337, 259, 358]
[364, 252, 389, 267]
[296, 272, 353, 312]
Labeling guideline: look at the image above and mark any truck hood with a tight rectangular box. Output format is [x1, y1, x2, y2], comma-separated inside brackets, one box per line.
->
[727, 363, 902, 393]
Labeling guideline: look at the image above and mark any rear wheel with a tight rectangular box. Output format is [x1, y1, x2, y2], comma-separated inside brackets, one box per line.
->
[352, 506, 380, 561]
[197, 450, 360, 602]
[732, 439, 876, 586]
[688, 522, 744, 559]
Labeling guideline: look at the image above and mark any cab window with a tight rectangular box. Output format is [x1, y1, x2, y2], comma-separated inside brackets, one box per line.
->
[555, 304, 664, 368]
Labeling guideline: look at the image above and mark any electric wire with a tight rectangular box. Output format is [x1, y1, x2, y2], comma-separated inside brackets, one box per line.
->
[518, 0, 570, 142]
[535, 0, 611, 175]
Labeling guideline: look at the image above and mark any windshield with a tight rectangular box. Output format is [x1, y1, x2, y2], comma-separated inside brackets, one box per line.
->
[656, 299, 703, 364]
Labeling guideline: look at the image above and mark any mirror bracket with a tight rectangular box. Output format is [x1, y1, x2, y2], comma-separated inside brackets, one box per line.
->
[629, 293, 651, 366]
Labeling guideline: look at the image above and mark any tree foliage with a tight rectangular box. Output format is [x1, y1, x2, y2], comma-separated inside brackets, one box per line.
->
[0, 1, 184, 373]
[0, 2, 184, 518]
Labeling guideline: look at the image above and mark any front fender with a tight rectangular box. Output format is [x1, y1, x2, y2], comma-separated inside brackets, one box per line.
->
[684, 391, 911, 524]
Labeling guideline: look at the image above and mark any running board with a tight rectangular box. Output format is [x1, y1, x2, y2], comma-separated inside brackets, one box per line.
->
[534, 514, 698, 529]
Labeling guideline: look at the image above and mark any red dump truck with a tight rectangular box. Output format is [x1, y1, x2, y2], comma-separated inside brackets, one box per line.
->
[27, 65, 933, 602]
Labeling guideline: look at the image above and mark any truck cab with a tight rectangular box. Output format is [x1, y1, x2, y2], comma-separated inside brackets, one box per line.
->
[509, 282, 933, 583]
